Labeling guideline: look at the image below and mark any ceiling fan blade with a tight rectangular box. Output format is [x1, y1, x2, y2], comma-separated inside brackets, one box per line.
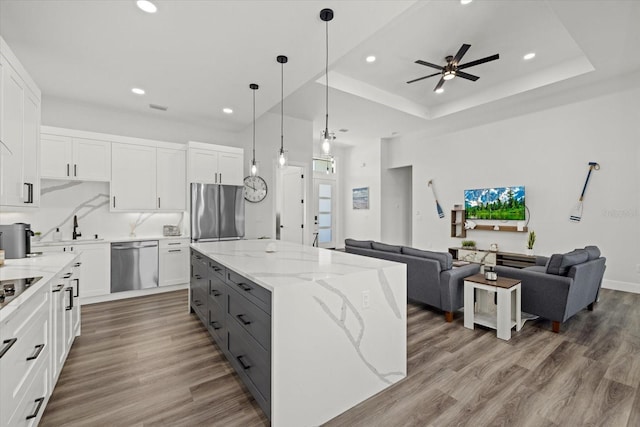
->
[452, 44, 471, 65]
[457, 53, 500, 70]
[406, 72, 441, 84]
[415, 60, 444, 70]
[456, 71, 479, 81]
[433, 77, 446, 92]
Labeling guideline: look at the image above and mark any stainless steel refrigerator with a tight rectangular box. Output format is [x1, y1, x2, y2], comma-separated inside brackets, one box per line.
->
[191, 183, 245, 242]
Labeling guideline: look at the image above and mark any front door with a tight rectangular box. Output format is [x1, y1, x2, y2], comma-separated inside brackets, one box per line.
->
[314, 179, 336, 248]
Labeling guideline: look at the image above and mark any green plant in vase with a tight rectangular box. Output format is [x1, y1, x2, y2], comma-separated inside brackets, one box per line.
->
[526, 230, 536, 255]
[461, 240, 477, 250]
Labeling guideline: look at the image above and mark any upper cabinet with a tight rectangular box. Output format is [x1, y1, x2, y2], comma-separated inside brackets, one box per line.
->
[0, 37, 41, 208]
[111, 142, 186, 212]
[41, 133, 111, 181]
[188, 141, 243, 186]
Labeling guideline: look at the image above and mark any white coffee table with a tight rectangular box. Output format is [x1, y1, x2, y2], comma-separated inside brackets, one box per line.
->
[463, 273, 522, 340]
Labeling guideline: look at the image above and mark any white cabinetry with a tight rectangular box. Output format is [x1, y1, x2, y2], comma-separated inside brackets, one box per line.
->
[0, 36, 41, 209]
[0, 277, 50, 427]
[156, 147, 186, 211]
[188, 141, 243, 185]
[37, 244, 110, 300]
[112, 142, 186, 211]
[111, 143, 157, 211]
[40, 133, 110, 181]
[159, 238, 190, 286]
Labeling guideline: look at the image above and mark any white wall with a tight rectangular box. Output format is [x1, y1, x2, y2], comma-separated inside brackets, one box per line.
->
[237, 112, 313, 242]
[339, 141, 382, 245]
[383, 86, 640, 290]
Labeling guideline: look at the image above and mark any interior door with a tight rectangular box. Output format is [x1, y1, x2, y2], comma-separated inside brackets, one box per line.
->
[280, 166, 304, 244]
[314, 179, 336, 248]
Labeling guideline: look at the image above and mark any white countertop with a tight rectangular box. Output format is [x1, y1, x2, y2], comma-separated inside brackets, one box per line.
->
[33, 235, 189, 247]
[0, 253, 79, 322]
[190, 239, 401, 291]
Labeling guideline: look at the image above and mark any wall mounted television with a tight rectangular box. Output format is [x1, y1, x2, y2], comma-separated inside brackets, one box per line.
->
[464, 186, 526, 220]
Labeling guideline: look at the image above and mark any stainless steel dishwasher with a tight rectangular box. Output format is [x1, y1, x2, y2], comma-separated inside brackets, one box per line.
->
[110, 240, 159, 293]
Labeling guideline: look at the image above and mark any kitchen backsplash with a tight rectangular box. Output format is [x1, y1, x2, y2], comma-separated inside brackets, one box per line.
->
[1, 180, 187, 241]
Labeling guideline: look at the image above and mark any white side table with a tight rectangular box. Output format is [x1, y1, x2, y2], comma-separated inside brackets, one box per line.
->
[463, 273, 522, 340]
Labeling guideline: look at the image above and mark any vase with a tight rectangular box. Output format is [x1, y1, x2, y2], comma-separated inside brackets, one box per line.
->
[525, 249, 534, 256]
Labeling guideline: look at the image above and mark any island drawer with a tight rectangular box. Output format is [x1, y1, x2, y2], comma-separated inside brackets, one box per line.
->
[227, 286, 271, 352]
[208, 259, 226, 280]
[207, 300, 226, 347]
[226, 270, 271, 314]
[227, 319, 270, 415]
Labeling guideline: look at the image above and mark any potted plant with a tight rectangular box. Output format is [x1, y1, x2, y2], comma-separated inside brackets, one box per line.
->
[33, 231, 42, 242]
[526, 230, 536, 255]
[461, 240, 477, 250]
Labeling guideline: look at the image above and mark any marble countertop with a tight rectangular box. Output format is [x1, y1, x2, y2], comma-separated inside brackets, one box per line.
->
[190, 239, 402, 291]
[33, 235, 190, 247]
[0, 252, 79, 322]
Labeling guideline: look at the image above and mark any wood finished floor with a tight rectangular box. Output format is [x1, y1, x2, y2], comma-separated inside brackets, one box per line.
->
[41, 289, 640, 427]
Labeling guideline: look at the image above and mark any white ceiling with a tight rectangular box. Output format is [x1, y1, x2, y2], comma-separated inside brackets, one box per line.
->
[1, 0, 640, 147]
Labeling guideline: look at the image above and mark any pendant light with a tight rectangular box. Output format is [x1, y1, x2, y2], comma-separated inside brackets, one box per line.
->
[277, 55, 288, 167]
[320, 8, 334, 156]
[249, 83, 259, 176]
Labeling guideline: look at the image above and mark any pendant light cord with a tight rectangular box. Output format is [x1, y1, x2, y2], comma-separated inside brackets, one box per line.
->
[252, 88, 256, 162]
[324, 18, 329, 136]
[280, 60, 284, 151]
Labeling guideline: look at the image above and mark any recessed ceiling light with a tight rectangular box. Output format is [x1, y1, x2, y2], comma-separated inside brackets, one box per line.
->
[460, 0, 473, 4]
[223, 108, 233, 114]
[435, 88, 444, 94]
[366, 55, 376, 63]
[524, 52, 536, 60]
[136, 0, 157, 13]
[131, 87, 145, 95]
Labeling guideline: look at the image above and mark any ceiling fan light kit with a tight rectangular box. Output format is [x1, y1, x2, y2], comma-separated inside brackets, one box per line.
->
[407, 43, 499, 92]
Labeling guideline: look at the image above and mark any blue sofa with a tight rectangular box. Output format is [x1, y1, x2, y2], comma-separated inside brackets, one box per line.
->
[495, 246, 606, 332]
[345, 239, 480, 321]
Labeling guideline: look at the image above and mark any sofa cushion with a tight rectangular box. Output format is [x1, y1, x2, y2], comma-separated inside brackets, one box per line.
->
[401, 247, 453, 270]
[546, 249, 590, 276]
[584, 245, 601, 261]
[524, 265, 547, 274]
[371, 242, 403, 253]
[345, 239, 374, 249]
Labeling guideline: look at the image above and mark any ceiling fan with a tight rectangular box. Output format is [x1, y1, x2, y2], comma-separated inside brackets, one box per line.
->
[407, 44, 499, 92]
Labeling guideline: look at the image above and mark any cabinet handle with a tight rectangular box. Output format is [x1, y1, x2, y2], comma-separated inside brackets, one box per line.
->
[0, 338, 17, 359]
[23, 182, 33, 204]
[67, 163, 70, 177]
[237, 282, 252, 292]
[194, 300, 202, 307]
[65, 287, 74, 310]
[25, 397, 45, 420]
[26, 344, 45, 361]
[74, 164, 77, 177]
[219, 173, 222, 183]
[236, 355, 251, 370]
[74, 262, 82, 267]
[52, 283, 64, 292]
[211, 289, 221, 297]
[63, 272, 72, 279]
[158, 197, 161, 208]
[113, 196, 116, 208]
[168, 242, 181, 246]
[215, 173, 218, 184]
[210, 321, 221, 330]
[194, 274, 202, 279]
[212, 266, 221, 272]
[236, 314, 252, 325]
[168, 249, 182, 253]
[73, 278, 80, 297]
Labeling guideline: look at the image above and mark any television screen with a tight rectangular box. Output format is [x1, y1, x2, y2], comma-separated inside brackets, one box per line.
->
[464, 186, 526, 220]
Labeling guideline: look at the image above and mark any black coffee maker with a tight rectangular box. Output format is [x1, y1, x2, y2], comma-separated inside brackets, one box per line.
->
[0, 223, 34, 259]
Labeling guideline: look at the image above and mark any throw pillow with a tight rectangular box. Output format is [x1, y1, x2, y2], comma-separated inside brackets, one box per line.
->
[345, 239, 374, 249]
[401, 247, 453, 270]
[546, 249, 589, 275]
[584, 245, 601, 261]
[371, 242, 403, 253]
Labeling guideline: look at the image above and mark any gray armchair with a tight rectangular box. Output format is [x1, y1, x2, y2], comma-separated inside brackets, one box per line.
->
[495, 246, 606, 332]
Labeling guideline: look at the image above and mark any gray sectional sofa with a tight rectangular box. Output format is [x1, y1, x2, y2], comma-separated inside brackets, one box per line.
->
[345, 239, 480, 321]
[495, 246, 606, 332]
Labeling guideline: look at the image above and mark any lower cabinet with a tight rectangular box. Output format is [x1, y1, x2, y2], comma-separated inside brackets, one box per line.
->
[190, 249, 272, 419]
[159, 239, 189, 287]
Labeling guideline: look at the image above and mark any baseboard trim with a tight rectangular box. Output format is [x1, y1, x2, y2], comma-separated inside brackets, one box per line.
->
[81, 283, 188, 305]
[602, 279, 640, 294]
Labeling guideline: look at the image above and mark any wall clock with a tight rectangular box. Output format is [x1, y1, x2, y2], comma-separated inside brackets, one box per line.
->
[244, 175, 268, 203]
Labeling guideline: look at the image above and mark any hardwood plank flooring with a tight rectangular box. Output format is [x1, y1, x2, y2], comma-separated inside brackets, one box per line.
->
[40, 289, 640, 426]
